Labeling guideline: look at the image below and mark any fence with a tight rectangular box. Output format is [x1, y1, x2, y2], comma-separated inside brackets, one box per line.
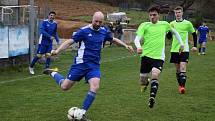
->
[0, 5, 38, 68]
[121, 29, 136, 44]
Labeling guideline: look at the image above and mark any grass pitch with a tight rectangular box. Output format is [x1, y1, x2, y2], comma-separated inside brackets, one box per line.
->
[0, 42, 215, 121]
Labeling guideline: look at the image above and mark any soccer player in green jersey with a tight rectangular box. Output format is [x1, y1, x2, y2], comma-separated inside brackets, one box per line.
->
[169, 6, 197, 94]
[134, 6, 184, 108]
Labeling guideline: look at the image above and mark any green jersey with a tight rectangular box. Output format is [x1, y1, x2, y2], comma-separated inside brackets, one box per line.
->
[170, 19, 195, 52]
[136, 21, 171, 60]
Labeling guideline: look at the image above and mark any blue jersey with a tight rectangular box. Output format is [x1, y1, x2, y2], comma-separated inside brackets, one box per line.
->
[39, 19, 59, 45]
[72, 24, 113, 65]
[198, 25, 209, 40]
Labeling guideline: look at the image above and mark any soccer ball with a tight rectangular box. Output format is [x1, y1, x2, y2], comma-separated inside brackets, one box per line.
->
[73, 108, 86, 120]
[67, 107, 78, 120]
[67, 107, 85, 120]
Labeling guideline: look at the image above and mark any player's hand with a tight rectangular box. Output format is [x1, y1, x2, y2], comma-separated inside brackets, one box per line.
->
[126, 45, 134, 53]
[179, 45, 184, 54]
[191, 47, 197, 52]
[51, 50, 58, 55]
[136, 47, 142, 54]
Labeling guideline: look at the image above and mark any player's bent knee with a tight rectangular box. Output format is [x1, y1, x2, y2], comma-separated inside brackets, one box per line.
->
[36, 54, 42, 58]
[140, 73, 149, 85]
[89, 78, 100, 92]
[90, 83, 99, 92]
[45, 53, 51, 58]
[61, 85, 70, 91]
[151, 68, 161, 79]
[60, 79, 74, 91]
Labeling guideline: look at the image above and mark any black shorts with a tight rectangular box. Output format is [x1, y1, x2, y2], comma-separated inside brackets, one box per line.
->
[170, 52, 189, 63]
[140, 56, 164, 73]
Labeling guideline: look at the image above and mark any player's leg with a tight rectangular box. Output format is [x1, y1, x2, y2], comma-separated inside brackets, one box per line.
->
[82, 68, 100, 111]
[170, 52, 181, 85]
[201, 41, 206, 55]
[139, 57, 151, 93]
[174, 63, 180, 85]
[45, 53, 52, 69]
[44, 69, 76, 90]
[198, 40, 202, 54]
[77, 68, 100, 120]
[178, 52, 189, 94]
[110, 41, 112, 46]
[82, 77, 100, 112]
[178, 62, 187, 94]
[44, 45, 53, 69]
[43, 64, 85, 90]
[140, 73, 150, 92]
[103, 40, 106, 48]
[148, 59, 163, 108]
[29, 44, 44, 74]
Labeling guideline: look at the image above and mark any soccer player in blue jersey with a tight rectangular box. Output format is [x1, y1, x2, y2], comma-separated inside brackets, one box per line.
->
[43, 11, 133, 120]
[197, 21, 212, 55]
[29, 11, 60, 75]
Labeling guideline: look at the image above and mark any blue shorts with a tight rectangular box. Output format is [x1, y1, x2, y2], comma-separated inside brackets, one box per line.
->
[37, 44, 52, 54]
[198, 38, 207, 44]
[66, 63, 101, 82]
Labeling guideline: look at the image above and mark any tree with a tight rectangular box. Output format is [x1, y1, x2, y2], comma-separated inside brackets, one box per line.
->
[180, 0, 196, 11]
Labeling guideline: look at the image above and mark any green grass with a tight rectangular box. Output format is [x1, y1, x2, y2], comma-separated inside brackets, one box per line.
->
[124, 10, 149, 25]
[0, 42, 215, 121]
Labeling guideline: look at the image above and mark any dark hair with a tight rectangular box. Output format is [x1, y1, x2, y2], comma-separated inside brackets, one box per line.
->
[174, 6, 183, 11]
[148, 5, 160, 14]
[49, 11, 56, 15]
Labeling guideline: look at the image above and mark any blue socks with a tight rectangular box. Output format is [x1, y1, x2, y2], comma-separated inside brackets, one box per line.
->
[30, 56, 51, 68]
[45, 58, 51, 68]
[202, 47, 206, 53]
[50, 72, 96, 111]
[82, 91, 96, 111]
[51, 72, 64, 85]
[30, 56, 39, 67]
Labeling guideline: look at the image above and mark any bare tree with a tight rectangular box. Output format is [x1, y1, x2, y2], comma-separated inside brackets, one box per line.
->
[180, 0, 196, 11]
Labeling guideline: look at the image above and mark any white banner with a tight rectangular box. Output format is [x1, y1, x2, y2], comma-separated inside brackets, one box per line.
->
[0, 26, 9, 58]
[8, 25, 29, 57]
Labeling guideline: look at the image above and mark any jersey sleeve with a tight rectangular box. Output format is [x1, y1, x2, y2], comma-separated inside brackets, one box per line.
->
[105, 29, 113, 41]
[188, 21, 195, 33]
[54, 24, 60, 44]
[72, 29, 85, 43]
[165, 22, 171, 32]
[206, 27, 209, 33]
[197, 27, 201, 31]
[40, 21, 52, 38]
[136, 23, 145, 37]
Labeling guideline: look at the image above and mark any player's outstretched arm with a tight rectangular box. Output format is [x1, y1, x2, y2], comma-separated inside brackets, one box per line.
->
[112, 37, 134, 53]
[52, 39, 74, 55]
[134, 36, 142, 54]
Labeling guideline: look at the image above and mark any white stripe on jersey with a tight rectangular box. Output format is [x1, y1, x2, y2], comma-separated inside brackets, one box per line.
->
[75, 41, 85, 64]
[38, 34, 43, 44]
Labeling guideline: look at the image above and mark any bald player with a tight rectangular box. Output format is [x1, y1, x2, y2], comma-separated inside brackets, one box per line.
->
[43, 11, 133, 120]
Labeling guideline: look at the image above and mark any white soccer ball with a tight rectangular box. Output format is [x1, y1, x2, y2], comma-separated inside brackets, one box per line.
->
[67, 107, 78, 120]
[73, 108, 86, 120]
